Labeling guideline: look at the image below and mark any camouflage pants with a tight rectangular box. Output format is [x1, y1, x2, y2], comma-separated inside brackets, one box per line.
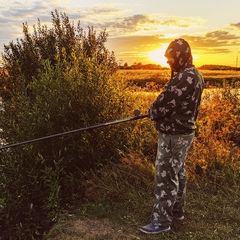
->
[151, 132, 194, 226]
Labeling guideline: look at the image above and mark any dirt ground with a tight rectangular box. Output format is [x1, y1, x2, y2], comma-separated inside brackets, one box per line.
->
[47, 217, 144, 240]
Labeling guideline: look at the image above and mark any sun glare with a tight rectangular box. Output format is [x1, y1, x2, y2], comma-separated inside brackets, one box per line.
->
[148, 44, 169, 67]
[149, 46, 201, 67]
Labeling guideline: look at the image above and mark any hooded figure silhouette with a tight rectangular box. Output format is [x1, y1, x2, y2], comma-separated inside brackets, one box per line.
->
[165, 38, 193, 76]
[140, 39, 205, 235]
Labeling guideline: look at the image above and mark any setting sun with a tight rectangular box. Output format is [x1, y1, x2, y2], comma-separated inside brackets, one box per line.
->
[148, 44, 169, 67]
[148, 45, 201, 67]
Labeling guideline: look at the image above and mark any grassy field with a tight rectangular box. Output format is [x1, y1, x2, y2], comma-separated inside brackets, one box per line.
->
[45, 69, 240, 240]
[46, 180, 240, 240]
[117, 69, 240, 90]
[46, 148, 240, 239]
[46, 155, 240, 240]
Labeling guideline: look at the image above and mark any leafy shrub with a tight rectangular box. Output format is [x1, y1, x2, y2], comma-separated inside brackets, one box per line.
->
[188, 87, 240, 179]
[0, 10, 133, 239]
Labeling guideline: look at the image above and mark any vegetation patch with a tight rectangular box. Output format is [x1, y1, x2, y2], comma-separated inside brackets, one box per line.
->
[117, 69, 240, 89]
[0, 10, 239, 240]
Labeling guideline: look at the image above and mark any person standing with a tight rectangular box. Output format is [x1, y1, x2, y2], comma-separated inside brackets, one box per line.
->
[140, 38, 205, 234]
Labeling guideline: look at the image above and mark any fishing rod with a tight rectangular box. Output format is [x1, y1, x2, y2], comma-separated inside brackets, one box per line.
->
[0, 110, 148, 150]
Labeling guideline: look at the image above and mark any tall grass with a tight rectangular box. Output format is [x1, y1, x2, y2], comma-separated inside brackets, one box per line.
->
[83, 85, 240, 199]
[47, 81, 240, 239]
[117, 69, 240, 89]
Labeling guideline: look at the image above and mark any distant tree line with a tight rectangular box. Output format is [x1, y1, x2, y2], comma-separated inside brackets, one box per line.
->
[118, 63, 240, 71]
[199, 64, 240, 71]
[119, 62, 168, 70]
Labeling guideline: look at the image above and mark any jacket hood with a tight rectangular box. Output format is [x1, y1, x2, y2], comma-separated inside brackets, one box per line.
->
[165, 38, 193, 72]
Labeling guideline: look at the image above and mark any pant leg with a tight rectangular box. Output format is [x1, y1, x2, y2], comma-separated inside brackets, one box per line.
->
[172, 132, 194, 216]
[172, 161, 187, 217]
[151, 132, 194, 226]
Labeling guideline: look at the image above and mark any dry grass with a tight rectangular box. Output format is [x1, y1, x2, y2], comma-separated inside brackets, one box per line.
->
[46, 174, 240, 240]
[47, 218, 117, 240]
[117, 69, 240, 89]
[117, 69, 240, 80]
[46, 71, 240, 240]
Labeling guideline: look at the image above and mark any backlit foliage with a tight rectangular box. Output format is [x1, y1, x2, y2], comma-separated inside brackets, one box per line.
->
[0, 10, 131, 239]
[0, 10, 239, 238]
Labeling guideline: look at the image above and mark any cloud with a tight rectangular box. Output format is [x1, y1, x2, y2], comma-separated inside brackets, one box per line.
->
[230, 22, 240, 29]
[1, 1, 50, 19]
[102, 14, 205, 36]
[0, 1, 205, 48]
[0, 1, 239, 66]
[179, 28, 240, 53]
[0, 1, 58, 49]
[161, 19, 189, 27]
[107, 35, 162, 51]
[205, 30, 239, 41]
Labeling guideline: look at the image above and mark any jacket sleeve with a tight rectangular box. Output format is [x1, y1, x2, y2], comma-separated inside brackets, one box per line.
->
[149, 72, 195, 120]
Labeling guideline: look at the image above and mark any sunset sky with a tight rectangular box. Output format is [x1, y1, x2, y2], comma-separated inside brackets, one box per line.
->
[0, 0, 240, 67]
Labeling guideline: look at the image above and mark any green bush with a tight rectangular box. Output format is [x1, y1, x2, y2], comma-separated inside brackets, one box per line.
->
[0, 10, 133, 239]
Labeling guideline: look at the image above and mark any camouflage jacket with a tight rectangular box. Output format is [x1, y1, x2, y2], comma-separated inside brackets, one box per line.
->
[149, 66, 205, 134]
